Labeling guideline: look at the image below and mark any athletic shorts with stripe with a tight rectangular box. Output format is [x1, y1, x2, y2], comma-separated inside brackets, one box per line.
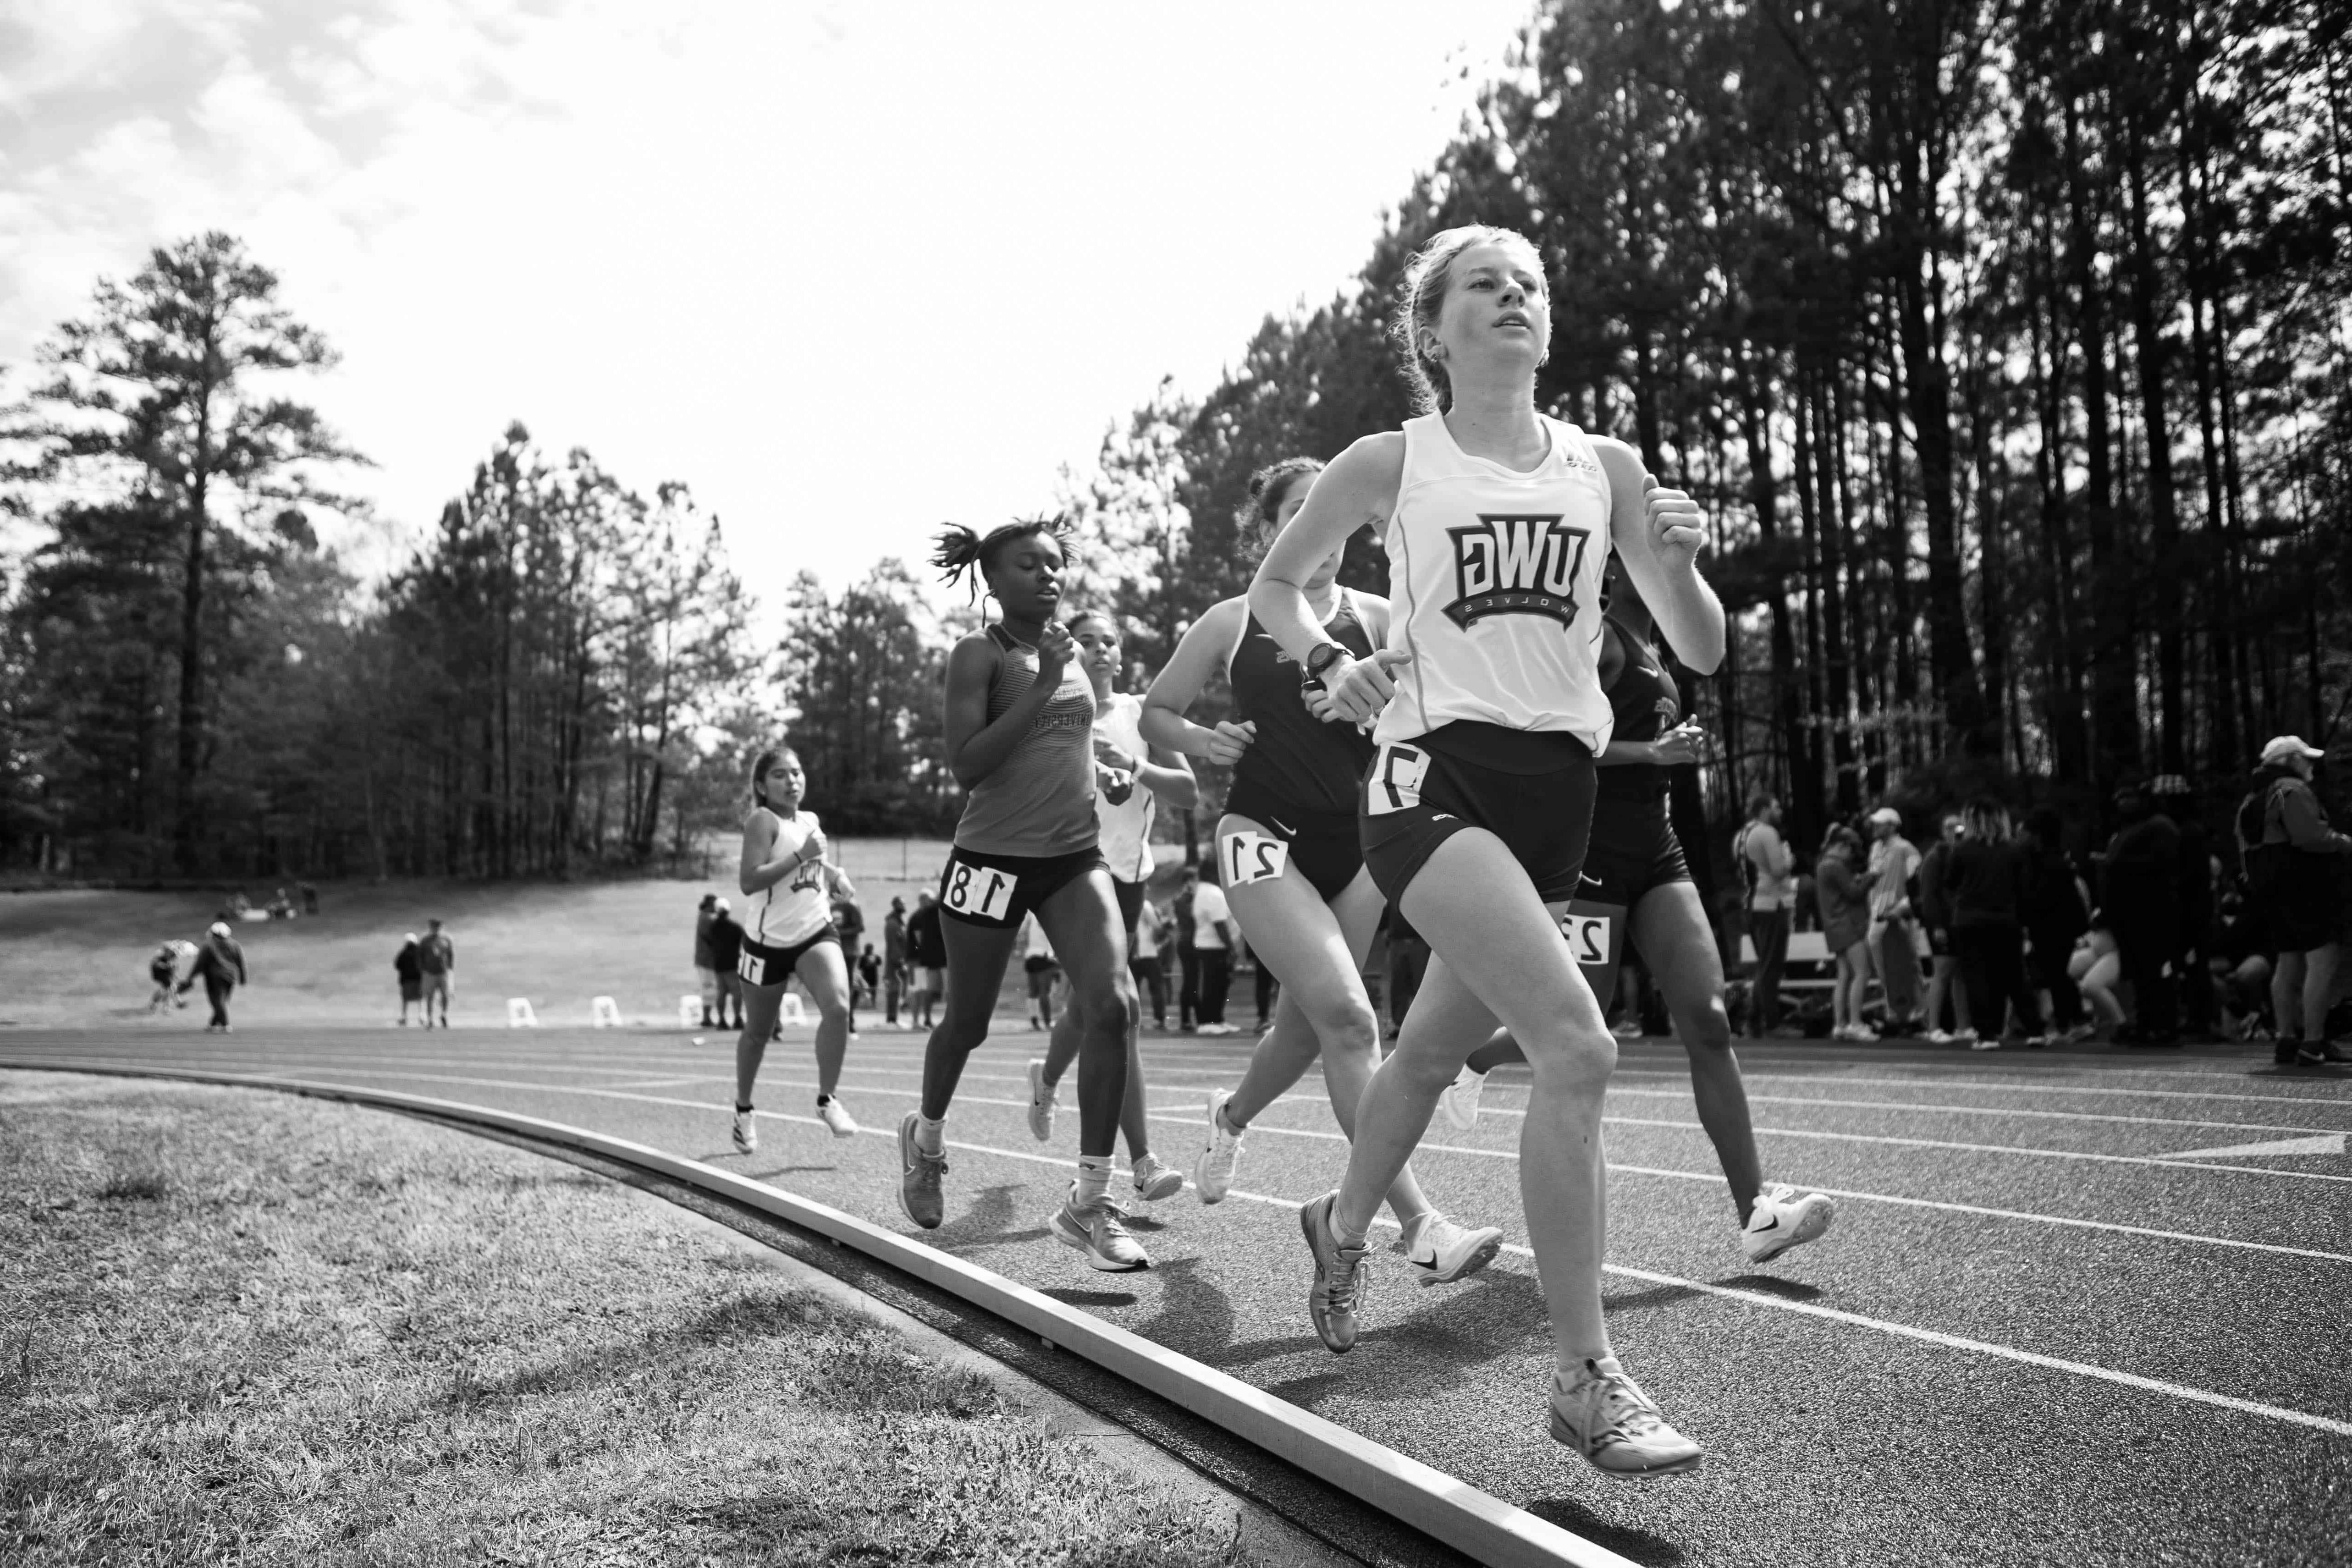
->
[936, 844, 1107, 931]
[739, 924, 840, 987]
[1359, 734, 1598, 905]
[1221, 778, 1364, 902]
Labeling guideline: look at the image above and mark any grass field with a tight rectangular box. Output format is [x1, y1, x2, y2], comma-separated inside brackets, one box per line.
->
[0, 1071, 1256, 1566]
[0, 840, 983, 1030]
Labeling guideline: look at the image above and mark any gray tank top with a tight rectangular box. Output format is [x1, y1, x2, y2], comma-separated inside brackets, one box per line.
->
[954, 624, 1101, 857]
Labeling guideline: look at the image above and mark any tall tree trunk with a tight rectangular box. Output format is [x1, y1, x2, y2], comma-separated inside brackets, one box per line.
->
[2121, 107, 2187, 772]
[2067, 94, 2136, 783]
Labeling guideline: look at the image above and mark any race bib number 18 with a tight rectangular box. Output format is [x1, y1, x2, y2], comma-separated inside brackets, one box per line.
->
[943, 860, 1019, 922]
[1366, 744, 1430, 815]
[1220, 831, 1291, 888]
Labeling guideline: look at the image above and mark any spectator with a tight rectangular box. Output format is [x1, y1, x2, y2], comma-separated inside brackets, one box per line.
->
[905, 888, 945, 1031]
[1385, 911, 1431, 1040]
[1815, 825, 1874, 1040]
[1017, 913, 1060, 1029]
[2102, 781, 2182, 1045]
[1917, 813, 1974, 1043]
[1173, 864, 1201, 1031]
[2210, 887, 2275, 1041]
[2152, 776, 2219, 1038]
[882, 897, 910, 1028]
[416, 919, 455, 1029]
[1247, 930, 1278, 1033]
[2018, 807, 2091, 1040]
[694, 893, 720, 1028]
[1948, 797, 2048, 1049]
[148, 941, 192, 1013]
[707, 899, 746, 1031]
[857, 943, 883, 1013]
[1864, 806, 1925, 1033]
[180, 921, 248, 1032]
[2236, 735, 2351, 1066]
[1733, 792, 1796, 1036]
[1189, 858, 1238, 1034]
[2071, 915, 2128, 1036]
[394, 933, 424, 1026]
[1130, 896, 1170, 1030]
[831, 891, 866, 1037]
[299, 882, 319, 916]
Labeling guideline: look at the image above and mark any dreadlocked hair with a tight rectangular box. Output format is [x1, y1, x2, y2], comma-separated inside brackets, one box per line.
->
[1236, 457, 1325, 561]
[931, 515, 1072, 601]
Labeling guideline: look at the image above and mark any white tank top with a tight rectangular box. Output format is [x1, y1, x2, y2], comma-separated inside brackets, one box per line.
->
[750, 807, 834, 946]
[1091, 693, 1156, 882]
[1374, 412, 1616, 754]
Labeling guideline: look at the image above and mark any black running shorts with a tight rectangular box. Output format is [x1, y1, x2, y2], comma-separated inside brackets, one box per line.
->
[938, 843, 1107, 930]
[1217, 794, 1365, 903]
[1359, 731, 1598, 905]
[1580, 802, 1693, 910]
[738, 925, 840, 988]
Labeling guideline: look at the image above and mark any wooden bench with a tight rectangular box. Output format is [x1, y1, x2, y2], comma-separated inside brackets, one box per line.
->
[1737, 930, 1837, 993]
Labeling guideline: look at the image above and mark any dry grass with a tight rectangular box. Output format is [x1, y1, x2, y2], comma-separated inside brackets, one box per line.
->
[0, 1071, 1254, 1566]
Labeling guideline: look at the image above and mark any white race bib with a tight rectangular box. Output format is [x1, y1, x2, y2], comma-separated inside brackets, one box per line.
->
[1366, 744, 1430, 816]
[1560, 910, 1613, 967]
[942, 860, 1019, 922]
[1219, 831, 1291, 888]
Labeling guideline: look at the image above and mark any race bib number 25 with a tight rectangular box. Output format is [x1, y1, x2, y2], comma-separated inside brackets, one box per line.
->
[1366, 744, 1430, 816]
[943, 860, 1019, 921]
[1219, 831, 1291, 888]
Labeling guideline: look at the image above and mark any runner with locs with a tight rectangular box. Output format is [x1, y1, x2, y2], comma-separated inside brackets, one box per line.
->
[732, 748, 861, 1155]
[1433, 552, 1836, 1266]
[1251, 225, 1721, 1477]
[906, 519, 1148, 1272]
[1139, 457, 1506, 1287]
[1028, 610, 1199, 1202]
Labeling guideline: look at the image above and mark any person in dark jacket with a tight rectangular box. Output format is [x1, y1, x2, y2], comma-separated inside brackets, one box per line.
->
[707, 901, 746, 1031]
[2018, 808, 2089, 1036]
[694, 893, 720, 1026]
[1916, 813, 1973, 1041]
[180, 922, 248, 1032]
[1948, 798, 2047, 1049]
[2102, 781, 2181, 1044]
[2237, 735, 2352, 1065]
[2151, 776, 2218, 1038]
[394, 934, 424, 1025]
[905, 889, 945, 1030]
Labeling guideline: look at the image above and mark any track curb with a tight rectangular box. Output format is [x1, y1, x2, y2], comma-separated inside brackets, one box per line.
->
[3, 1057, 1640, 1568]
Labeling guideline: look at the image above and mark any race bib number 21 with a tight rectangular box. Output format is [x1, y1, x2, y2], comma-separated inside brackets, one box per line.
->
[1220, 831, 1290, 888]
[943, 861, 1019, 922]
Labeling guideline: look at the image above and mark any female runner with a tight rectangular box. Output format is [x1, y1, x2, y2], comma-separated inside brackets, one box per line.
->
[1253, 225, 1722, 1477]
[733, 747, 860, 1153]
[905, 519, 1147, 1272]
[1433, 554, 1835, 1265]
[1139, 458, 1504, 1285]
[1028, 608, 1199, 1204]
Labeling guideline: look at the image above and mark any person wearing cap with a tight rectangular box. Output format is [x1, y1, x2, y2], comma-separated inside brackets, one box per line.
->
[394, 933, 424, 1025]
[1862, 806, 1924, 1034]
[416, 919, 454, 1028]
[694, 893, 721, 1028]
[178, 921, 248, 1032]
[2236, 736, 2351, 1065]
[2101, 780, 2181, 1045]
[707, 897, 745, 1031]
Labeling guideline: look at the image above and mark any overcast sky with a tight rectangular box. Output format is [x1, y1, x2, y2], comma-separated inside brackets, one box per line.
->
[0, 0, 1530, 619]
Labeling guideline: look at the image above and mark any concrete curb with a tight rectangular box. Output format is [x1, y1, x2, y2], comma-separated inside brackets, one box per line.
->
[4, 1058, 1640, 1568]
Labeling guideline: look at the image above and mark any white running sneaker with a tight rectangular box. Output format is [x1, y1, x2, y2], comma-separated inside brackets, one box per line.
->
[1740, 1183, 1834, 1263]
[1548, 1357, 1703, 1478]
[1130, 1153, 1185, 1202]
[1049, 1186, 1151, 1272]
[1436, 1067, 1487, 1132]
[1025, 1058, 1058, 1143]
[1923, 1029, 1955, 1045]
[731, 1108, 757, 1155]
[818, 1096, 859, 1140]
[1195, 1088, 1245, 1204]
[1403, 1213, 1505, 1287]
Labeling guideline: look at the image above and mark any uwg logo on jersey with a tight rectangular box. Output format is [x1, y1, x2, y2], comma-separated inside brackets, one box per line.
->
[1443, 513, 1593, 630]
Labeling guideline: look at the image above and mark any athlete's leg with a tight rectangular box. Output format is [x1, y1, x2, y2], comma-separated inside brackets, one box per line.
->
[1633, 880, 1762, 1222]
[1041, 994, 1154, 1159]
[1034, 870, 1139, 1162]
[920, 920, 1019, 1119]
[793, 940, 855, 1096]
[1333, 829, 1616, 1375]
[736, 978, 786, 1106]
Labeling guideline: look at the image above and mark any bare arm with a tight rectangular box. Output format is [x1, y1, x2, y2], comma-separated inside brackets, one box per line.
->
[1135, 742, 1198, 809]
[1248, 434, 1408, 723]
[1593, 438, 1725, 675]
[942, 626, 1073, 789]
[739, 811, 823, 896]
[1138, 597, 1258, 765]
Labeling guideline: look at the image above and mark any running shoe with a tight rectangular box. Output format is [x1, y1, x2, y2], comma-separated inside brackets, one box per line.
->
[1923, 1029, 1955, 1045]
[897, 1111, 946, 1229]
[1049, 1186, 1151, 1271]
[1195, 1088, 1244, 1204]
[818, 1096, 859, 1139]
[1403, 1213, 1506, 1287]
[2275, 1037, 2304, 1067]
[1436, 1067, 1487, 1132]
[1300, 1191, 1371, 1353]
[1611, 1018, 1644, 1039]
[1968, 1035, 2002, 1051]
[2298, 1041, 2352, 1066]
[1548, 1357, 1704, 1478]
[1740, 1183, 1835, 1263]
[1129, 1153, 1185, 1202]
[1025, 1057, 1058, 1143]
[731, 1108, 757, 1155]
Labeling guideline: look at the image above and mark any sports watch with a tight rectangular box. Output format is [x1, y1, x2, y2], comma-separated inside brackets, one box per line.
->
[1303, 642, 1350, 684]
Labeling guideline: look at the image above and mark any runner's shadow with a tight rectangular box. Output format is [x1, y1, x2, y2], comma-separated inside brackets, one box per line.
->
[1522, 1499, 1686, 1566]
[928, 1183, 1030, 1250]
[1040, 1287, 1140, 1309]
[1130, 1256, 1234, 1351]
[747, 1166, 838, 1181]
[1713, 1273, 1821, 1301]
[1602, 1282, 1704, 1313]
[1260, 1369, 1347, 1408]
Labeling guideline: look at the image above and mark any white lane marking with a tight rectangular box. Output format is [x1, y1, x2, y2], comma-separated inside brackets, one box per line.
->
[2155, 1133, 2347, 1160]
[1613, 1066, 2352, 1111]
[1601, 1087, 2352, 1139]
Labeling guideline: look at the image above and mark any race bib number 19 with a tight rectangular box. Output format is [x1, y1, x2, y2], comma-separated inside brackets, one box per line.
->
[1220, 831, 1290, 888]
[1366, 744, 1430, 815]
[943, 860, 1019, 922]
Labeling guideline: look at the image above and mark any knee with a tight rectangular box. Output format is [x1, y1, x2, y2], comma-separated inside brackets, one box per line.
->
[1677, 996, 1734, 1053]
[818, 999, 852, 1029]
[1313, 993, 1383, 1062]
[1078, 974, 1138, 1034]
[1525, 1028, 1617, 1095]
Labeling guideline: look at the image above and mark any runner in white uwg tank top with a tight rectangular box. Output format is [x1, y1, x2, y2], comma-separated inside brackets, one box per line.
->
[731, 746, 861, 1156]
[1248, 225, 1727, 1480]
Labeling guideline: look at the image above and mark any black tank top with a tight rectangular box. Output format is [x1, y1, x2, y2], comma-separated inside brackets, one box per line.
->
[1594, 614, 1680, 803]
[1226, 593, 1378, 818]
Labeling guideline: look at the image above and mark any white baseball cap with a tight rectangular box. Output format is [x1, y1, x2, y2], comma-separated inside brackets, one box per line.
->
[208, 921, 231, 938]
[2260, 735, 2324, 767]
[1867, 807, 1902, 827]
[715, 897, 731, 913]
